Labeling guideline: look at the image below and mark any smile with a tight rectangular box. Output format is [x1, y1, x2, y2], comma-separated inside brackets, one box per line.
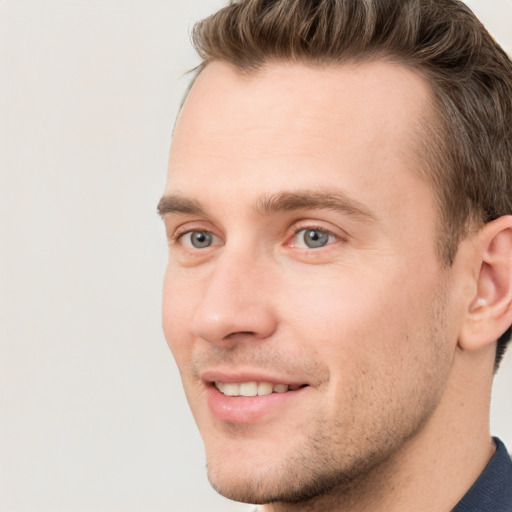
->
[214, 381, 304, 397]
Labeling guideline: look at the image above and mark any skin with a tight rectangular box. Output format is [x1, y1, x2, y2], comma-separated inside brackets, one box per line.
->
[160, 61, 510, 511]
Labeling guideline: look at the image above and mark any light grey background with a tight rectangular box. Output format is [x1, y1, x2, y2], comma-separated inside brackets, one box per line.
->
[0, 1, 510, 511]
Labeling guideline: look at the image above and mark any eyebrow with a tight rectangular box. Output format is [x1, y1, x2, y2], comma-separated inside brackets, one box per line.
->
[157, 189, 377, 222]
[255, 190, 378, 221]
[157, 195, 206, 217]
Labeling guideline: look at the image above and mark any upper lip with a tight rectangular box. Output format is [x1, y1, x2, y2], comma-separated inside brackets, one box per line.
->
[201, 369, 310, 387]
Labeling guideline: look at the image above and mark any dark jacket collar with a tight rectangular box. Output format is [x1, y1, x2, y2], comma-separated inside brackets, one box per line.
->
[452, 437, 512, 511]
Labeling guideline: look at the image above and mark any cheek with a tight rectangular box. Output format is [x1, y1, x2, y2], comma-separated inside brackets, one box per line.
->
[277, 263, 400, 344]
[277, 263, 442, 385]
[162, 266, 197, 361]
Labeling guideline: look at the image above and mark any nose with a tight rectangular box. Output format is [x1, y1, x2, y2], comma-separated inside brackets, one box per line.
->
[190, 252, 278, 346]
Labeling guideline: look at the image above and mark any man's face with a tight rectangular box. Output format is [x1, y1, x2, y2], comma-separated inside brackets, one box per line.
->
[161, 61, 464, 504]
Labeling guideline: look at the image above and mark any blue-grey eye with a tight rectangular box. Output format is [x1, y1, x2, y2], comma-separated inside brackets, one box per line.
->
[188, 231, 213, 248]
[300, 229, 331, 248]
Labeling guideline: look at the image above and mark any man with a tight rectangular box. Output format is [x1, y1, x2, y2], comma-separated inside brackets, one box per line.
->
[158, 0, 512, 510]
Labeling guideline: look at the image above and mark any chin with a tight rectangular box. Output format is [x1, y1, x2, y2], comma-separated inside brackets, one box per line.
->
[203, 436, 283, 503]
[206, 455, 369, 506]
[203, 436, 378, 506]
[206, 460, 307, 505]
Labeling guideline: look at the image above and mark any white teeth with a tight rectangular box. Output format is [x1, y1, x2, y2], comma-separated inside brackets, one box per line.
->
[257, 382, 273, 396]
[239, 382, 258, 396]
[214, 381, 297, 397]
[221, 383, 239, 396]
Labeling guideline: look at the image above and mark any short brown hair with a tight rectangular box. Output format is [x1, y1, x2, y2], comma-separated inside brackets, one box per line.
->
[188, 0, 512, 368]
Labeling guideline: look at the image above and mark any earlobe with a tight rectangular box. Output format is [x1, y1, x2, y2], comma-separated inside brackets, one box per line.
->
[459, 216, 512, 352]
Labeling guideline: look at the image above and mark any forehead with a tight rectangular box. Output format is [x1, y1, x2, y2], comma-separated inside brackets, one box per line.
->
[167, 60, 434, 221]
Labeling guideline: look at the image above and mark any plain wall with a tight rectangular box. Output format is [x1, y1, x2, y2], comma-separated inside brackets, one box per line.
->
[0, 1, 510, 511]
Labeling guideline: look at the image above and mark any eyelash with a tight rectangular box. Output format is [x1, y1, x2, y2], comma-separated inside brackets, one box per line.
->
[287, 225, 341, 249]
[170, 226, 219, 245]
[169, 223, 342, 252]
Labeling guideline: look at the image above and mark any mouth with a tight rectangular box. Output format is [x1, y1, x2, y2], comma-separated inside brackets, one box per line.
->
[202, 373, 311, 423]
[214, 381, 306, 397]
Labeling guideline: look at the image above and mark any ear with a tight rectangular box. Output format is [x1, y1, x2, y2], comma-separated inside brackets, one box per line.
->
[459, 216, 512, 351]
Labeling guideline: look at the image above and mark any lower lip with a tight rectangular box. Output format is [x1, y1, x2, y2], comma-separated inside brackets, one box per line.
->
[206, 385, 308, 424]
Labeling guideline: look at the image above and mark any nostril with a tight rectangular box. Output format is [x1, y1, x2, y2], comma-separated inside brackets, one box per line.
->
[226, 331, 255, 338]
